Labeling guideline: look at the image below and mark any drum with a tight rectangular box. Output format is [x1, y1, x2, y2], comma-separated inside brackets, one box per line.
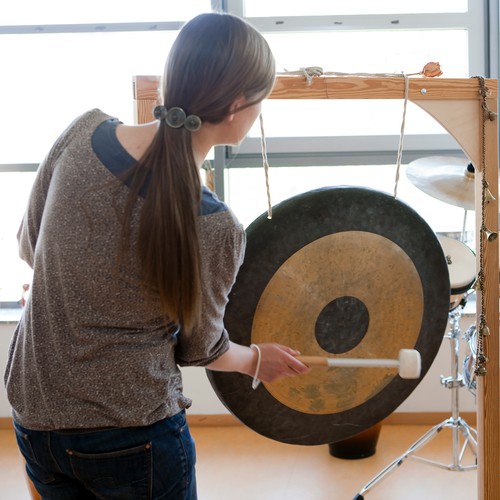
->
[463, 324, 477, 396]
[437, 235, 476, 310]
[207, 186, 450, 445]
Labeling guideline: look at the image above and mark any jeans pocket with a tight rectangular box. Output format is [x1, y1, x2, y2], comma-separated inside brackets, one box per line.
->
[13, 422, 56, 485]
[67, 442, 152, 500]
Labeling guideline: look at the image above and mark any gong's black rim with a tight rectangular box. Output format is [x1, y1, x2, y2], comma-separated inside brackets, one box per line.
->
[207, 186, 450, 445]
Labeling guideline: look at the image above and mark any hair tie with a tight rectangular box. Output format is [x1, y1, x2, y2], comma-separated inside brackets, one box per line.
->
[153, 105, 168, 121]
[165, 107, 186, 128]
[153, 105, 202, 132]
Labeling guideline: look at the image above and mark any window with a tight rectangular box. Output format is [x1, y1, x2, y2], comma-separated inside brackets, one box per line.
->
[223, 0, 489, 248]
[2, 0, 210, 25]
[0, 0, 214, 305]
[0, 172, 36, 305]
[243, 0, 468, 16]
[236, 0, 484, 153]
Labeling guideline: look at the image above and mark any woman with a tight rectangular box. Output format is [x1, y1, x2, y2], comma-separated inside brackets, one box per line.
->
[5, 12, 309, 499]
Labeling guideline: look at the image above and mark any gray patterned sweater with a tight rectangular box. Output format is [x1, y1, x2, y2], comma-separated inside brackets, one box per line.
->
[4, 109, 245, 430]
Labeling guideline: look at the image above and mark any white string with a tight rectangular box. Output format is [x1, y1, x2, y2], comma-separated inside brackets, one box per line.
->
[259, 114, 273, 219]
[250, 344, 262, 389]
[393, 74, 409, 199]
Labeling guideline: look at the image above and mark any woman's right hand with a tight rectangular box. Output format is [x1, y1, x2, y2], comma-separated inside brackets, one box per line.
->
[206, 341, 310, 383]
[251, 342, 311, 383]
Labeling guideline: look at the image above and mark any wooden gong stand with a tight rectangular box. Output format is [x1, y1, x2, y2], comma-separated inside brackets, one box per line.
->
[133, 74, 499, 500]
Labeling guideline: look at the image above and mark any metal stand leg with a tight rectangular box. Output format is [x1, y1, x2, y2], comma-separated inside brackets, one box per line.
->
[353, 305, 477, 499]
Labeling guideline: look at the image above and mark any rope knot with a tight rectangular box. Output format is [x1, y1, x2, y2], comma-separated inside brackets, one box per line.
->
[300, 66, 324, 85]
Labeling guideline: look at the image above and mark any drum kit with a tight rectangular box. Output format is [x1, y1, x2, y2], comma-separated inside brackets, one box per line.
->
[205, 155, 481, 498]
[353, 156, 481, 498]
[407, 156, 480, 400]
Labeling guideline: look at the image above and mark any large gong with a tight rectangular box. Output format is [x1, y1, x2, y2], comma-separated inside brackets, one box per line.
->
[207, 186, 450, 445]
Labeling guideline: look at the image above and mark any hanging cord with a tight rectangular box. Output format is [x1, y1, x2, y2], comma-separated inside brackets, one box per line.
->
[277, 62, 442, 82]
[259, 113, 273, 219]
[472, 76, 498, 378]
[277, 66, 404, 85]
[393, 75, 409, 198]
[277, 66, 440, 199]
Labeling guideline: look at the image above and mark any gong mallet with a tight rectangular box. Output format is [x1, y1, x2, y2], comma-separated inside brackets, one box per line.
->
[298, 349, 421, 379]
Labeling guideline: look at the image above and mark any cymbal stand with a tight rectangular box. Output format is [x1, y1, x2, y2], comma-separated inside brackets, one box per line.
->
[461, 209, 468, 243]
[353, 300, 477, 500]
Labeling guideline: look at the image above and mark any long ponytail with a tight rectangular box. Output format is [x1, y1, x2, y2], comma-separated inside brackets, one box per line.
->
[121, 13, 275, 333]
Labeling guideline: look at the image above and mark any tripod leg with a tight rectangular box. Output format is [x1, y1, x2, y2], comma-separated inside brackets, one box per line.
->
[457, 418, 477, 457]
[354, 307, 478, 497]
[353, 422, 446, 498]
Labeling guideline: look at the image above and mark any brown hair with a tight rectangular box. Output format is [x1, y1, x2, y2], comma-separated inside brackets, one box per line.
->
[122, 13, 275, 332]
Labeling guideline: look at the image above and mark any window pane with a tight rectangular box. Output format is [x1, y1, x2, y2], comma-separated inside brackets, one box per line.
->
[225, 164, 475, 242]
[245, 0, 468, 16]
[254, 100, 449, 138]
[1, 0, 212, 25]
[247, 29, 468, 143]
[265, 30, 468, 78]
[0, 173, 36, 302]
[0, 31, 176, 164]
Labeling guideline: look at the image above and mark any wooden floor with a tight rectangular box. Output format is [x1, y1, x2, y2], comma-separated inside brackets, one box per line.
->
[1, 423, 477, 499]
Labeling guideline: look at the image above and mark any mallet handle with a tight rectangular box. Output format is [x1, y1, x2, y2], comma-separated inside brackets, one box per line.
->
[297, 356, 399, 369]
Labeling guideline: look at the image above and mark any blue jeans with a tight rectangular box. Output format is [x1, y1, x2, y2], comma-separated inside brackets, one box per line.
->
[14, 411, 197, 499]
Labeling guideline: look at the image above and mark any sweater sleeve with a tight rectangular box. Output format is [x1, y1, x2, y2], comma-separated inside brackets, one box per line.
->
[17, 112, 97, 267]
[175, 210, 246, 366]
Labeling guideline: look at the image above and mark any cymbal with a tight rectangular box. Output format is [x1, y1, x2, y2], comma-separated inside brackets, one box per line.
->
[407, 156, 475, 210]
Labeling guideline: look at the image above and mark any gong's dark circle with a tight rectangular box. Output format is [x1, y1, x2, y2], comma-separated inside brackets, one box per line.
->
[206, 186, 450, 446]
[315, 296, 369, 354]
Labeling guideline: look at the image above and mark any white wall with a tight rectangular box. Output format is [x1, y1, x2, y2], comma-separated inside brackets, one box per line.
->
[0, 314, 477, 418]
